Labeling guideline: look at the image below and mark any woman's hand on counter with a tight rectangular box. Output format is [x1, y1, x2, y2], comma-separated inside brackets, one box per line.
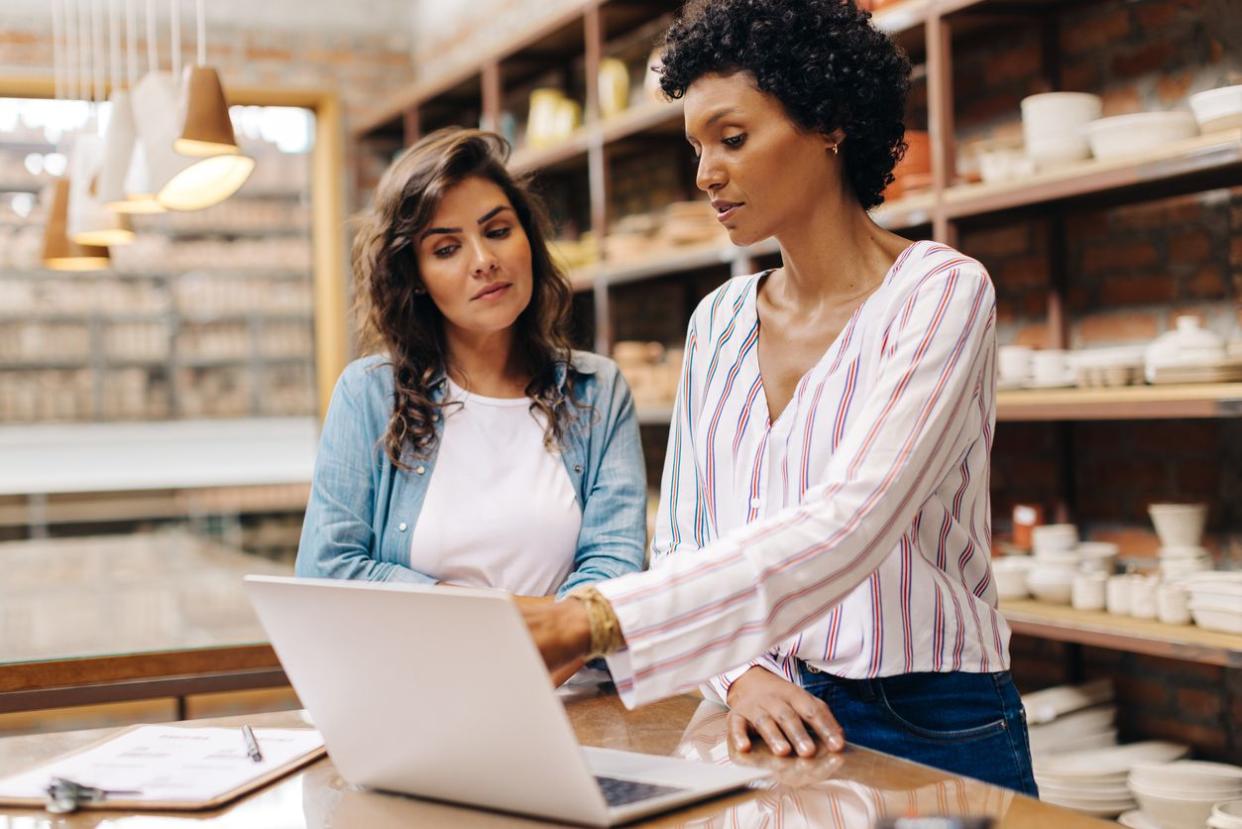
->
[726, 667, 845, 758]
[515, 595, 591, 677]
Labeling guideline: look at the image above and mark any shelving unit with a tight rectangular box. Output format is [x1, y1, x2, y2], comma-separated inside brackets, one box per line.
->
[353, 0, 1242, 365]
[1000, 599, 1242, 669]
[0, 133, 318, 425]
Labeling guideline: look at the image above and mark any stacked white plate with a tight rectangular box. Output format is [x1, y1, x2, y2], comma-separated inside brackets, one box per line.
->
[1180, 572, 1242, 634]
[1034, 741, 1189, 818]
[1211, 799, 1242, 829]
[1027, 704, 1118, 756]
[1023, 679, 1113, 725]
[1129, 760, 1242, 829]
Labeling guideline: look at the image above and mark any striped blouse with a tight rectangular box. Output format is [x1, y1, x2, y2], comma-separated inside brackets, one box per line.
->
[598, 241, 1009, 708]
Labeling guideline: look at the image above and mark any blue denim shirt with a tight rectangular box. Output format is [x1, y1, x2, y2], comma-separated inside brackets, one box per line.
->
[295, 350, 647, 597]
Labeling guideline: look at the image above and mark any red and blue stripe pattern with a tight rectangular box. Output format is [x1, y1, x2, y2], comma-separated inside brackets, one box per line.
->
[608, 241, 1010, 708]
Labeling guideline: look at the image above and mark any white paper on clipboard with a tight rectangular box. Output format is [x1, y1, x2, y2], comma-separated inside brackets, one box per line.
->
[0, 725, 324, 806]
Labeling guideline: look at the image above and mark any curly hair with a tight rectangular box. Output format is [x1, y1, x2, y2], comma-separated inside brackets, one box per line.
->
[658, 0, 911, 210]
[352, 128, 577, 468]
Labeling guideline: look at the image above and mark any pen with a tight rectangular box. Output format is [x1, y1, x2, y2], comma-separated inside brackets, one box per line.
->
[241, 724, 263, 763]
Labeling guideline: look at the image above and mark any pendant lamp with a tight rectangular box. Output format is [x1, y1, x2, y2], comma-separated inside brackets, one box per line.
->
[41, 0, 110, 271]
[102, 0, 163, 213]
[68, 0, 134, 246]
[69, 132, 136, 246]
[42, 179, 111, 271]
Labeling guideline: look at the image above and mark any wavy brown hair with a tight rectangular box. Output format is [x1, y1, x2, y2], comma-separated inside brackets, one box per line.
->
[352, 128, 578, 468]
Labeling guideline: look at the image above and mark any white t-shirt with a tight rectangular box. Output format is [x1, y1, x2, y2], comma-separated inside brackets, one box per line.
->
[408, 379, 582, 596]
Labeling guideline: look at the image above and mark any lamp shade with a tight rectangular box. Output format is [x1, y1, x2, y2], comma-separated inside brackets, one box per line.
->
[116, 140, 165, 214]
[97, 90, 137, 205]
[174, 66, 241, 156]
[67, 134, 136, 247]
[131, 69, 254, 211]
[41, 179, 111, 271]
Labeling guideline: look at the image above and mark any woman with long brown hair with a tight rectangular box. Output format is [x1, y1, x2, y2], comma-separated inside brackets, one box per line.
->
[296, 129, 646, 660]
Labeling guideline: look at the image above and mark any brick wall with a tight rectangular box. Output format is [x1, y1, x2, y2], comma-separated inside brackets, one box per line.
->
[954, 0, 1242, 759]
[1010, 636, 1241, 762]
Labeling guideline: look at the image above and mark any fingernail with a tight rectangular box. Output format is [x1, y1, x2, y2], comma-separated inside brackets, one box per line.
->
[830, 735, 844, 750]
[798, 741, 812, 754]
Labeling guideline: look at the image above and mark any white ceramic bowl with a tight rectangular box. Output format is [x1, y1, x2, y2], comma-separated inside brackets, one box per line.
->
[1087, 111, 1199, 160]
[1021, 92, 1102, 167]
[993, 557, 1033, 600]
[1190, 605, 1242, 634]
[1131, 787, 1226, 829]
[1027, 565, 1075, 604]
[1072, 572, 1108, 611]
[1131, 760, 1242, 789]
[1159, 544, 1210, 559]
[1032, 523, 1079, 553]
[1149, 503, 1207, 547]
[1189, 85, 1242, 132]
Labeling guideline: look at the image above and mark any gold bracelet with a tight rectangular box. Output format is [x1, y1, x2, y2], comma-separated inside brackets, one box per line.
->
[568, 586, 625, 659]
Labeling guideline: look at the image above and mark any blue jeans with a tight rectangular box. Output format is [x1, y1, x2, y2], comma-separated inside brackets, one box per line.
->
[797, 663, 1039, 796]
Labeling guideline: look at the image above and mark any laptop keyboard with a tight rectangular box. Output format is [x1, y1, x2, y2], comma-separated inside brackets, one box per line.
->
[594, 775, 686, 808]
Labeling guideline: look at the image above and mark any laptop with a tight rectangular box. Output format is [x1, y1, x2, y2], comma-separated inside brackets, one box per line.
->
[243, 576, 768, 826]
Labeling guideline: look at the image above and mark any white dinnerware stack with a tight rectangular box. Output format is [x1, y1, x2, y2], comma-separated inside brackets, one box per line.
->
[1026, 524, 1080, 604]
[998, 345, 1032, 389]
[1027, 704, 1118, 756]
[1180, 572, 1242, 634]
[1148, 502, 1213, 579]
[1020, 92, 1102, 170]
[992, 555, 1034, 600]
[1128, 760, 1242, 829]
[1210, 799, 1242, 829]
[1033, 741, 1189, 818]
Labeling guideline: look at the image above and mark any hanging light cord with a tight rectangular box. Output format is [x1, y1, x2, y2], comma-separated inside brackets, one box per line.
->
[51, 0, 63, 102]
[125, 0, 137, 87]
[170, 0, 181, 78]
[145, 0, 156, 74]
[195, 0, 205, 67]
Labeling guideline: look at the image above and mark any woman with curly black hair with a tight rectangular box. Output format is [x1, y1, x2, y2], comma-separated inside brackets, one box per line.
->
[520, 0, 1037, 793]
[297, 129, 647, 685]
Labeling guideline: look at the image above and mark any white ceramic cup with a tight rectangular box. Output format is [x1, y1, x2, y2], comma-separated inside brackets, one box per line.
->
[1106, 574, 1132, 615]
[1031, 349, 1069, 382]
[998, 345, 1032, 383]
[1156, 583, 1191, 625]
[1129, 575, 1159, 619]
[1071, 572, 1107, 611]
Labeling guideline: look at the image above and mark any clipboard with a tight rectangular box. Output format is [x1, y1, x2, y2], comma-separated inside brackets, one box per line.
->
[0, 724, 327, 812]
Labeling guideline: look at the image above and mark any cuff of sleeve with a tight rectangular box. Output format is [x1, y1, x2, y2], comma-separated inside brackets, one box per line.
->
[703, 655, 786, 706]
[383, 565, 438, 585]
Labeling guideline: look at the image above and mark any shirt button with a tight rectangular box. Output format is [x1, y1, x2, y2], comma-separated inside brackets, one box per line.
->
[573, 464, 583, 474]
[750, 497, 762, 509]
[398, 522, 408, 532]
[415, 465, 425, 475]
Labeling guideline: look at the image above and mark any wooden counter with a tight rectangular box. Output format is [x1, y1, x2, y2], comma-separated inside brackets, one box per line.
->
[0, 693, 1112, 827]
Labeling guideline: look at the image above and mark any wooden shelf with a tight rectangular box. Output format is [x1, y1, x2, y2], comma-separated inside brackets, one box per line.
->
[943, 129, 1242, 220]
[509, 130, 594, 176]
[629, 385, 1242, 426]
[1000, 598, 1242, 668]
[565, 192, 934, 291]
[996, 383, 1242, 421]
